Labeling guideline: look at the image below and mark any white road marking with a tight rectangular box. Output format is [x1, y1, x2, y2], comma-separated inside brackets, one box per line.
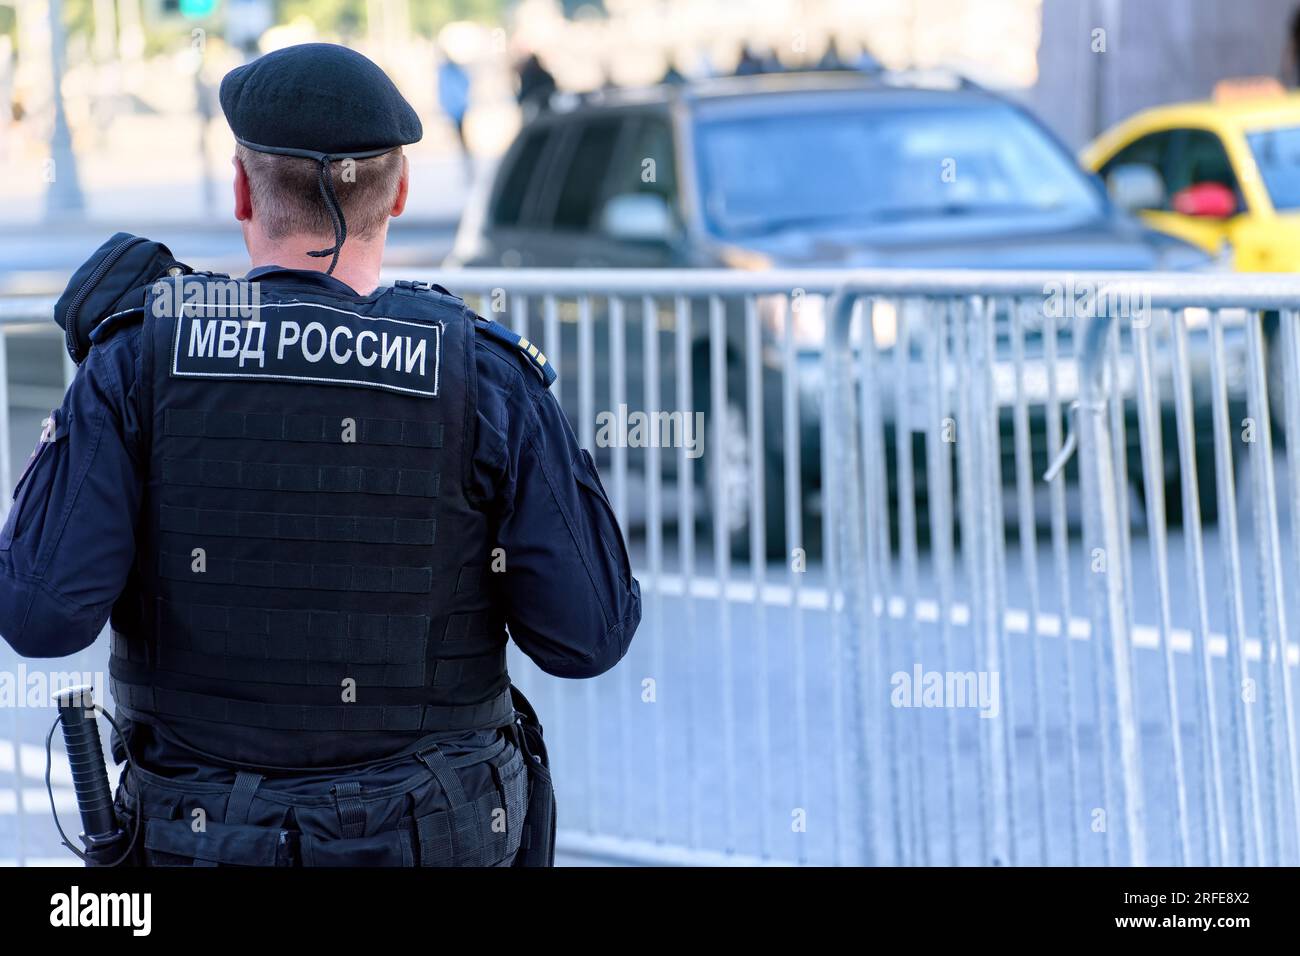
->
[640, 571, 1299, 665]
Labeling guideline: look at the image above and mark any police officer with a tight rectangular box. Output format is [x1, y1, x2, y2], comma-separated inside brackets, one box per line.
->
[0, 43, 641, 866]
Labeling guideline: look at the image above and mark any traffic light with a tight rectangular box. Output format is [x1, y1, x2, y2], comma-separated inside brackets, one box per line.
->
[153, 0, 220, 18]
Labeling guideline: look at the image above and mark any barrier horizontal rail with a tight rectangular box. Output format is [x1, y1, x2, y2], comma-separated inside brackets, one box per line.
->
[9, 266, 1300, 318]
[2, 269, 1300, 867]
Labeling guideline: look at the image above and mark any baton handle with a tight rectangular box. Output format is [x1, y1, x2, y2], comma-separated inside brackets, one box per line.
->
[54, 686, 121, 849]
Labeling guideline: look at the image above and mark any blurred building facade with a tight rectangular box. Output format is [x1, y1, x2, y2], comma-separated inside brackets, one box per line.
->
[1035, 0, 1300, 149]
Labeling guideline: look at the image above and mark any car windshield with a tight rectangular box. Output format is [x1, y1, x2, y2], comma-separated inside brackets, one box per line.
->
[1246, 125, 1300, 210]
[695, 101, 1104, 237]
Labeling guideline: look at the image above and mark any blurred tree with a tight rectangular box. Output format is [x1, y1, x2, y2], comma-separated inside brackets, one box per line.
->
[278, 0, 508, 39]
[279, 0, 366, 32]
[5, 0, 514, 63]
[409, 0, 506, 36]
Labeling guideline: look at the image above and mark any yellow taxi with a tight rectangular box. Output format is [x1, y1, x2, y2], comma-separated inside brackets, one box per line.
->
[1081, 77, 1300, 271]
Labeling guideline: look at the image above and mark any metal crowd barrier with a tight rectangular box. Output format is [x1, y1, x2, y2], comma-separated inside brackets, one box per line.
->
[2, 269, 1300, 867]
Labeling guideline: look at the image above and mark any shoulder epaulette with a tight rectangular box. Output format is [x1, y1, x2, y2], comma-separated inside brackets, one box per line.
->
[473, 316, 557, 387]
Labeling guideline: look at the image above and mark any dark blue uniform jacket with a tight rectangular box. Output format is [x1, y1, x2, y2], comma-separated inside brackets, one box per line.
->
[0, 266, 641, 770]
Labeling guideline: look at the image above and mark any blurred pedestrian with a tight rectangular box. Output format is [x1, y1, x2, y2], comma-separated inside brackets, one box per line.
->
[437, 51, 472, 184]
[517, 53, 556, 122]
[1285, 6, 1300, 86]
[734, 44, 765, 76]
[816, 39, 847, 72]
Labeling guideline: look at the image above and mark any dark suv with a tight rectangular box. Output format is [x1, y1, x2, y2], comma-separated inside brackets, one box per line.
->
[447, 71, 1218, 553]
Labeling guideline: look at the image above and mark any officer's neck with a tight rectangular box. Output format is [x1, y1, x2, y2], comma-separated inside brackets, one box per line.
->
[245, 231, 387, 297]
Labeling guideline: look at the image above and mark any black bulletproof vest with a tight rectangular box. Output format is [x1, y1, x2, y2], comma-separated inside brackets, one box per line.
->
[109, 275, 513, 770]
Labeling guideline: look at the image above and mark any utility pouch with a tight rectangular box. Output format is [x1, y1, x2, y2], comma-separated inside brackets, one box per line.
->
[509, 684, 556, 867]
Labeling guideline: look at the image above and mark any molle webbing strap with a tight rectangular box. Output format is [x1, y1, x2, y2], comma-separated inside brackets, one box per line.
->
[159, 550, 433, 594]
[109, 678, 515, 734]
[226, 770, 264, 824]
[164, 409, 444, 449]
[415, 746, 483, 867]
[157, 600, 429, 650]
[330, 782, 366, 839]
[138, 644, 503, 690]
[160, 505, 437, 546]
[162, 458, 440, 498]
[113, 606, 503, 692]
[148, 647, 428, 688]
[440, 609, 495, 647]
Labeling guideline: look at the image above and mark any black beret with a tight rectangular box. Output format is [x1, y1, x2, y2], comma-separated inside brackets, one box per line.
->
[219, 43, 422, 158]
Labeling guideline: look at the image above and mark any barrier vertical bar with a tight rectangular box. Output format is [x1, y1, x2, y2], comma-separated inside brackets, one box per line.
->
[953, 299, 990, 865]
[542, 294, 566, 794]
[892, 298, 928, 864]
[1042, 304, 1084, 865]
[975, 296, 1014, 866]
[609, 295, 631, 840]
[642, 295, 668, 846]
[513, 294, 529, 344]
[1077, 310, 1146, 867]
[926, 297, 961, 865]
[674, 294, 700, 852]
[856, 296, 892, 865]
[578, 294, 598, 834]
[1208, 307, 1265, 865]
[744, 294, 773, 860]
[1281, 308, 1300, 861]
[708, 294, 738, 855]
[781, 294, 809, 864]
[1132, 311, 1191, 865]
[1010, 298, 1052, 864]
[0, 329, 21, 867]
[1170, 308, 1228, 865]
[1243, 308, 1300, 863]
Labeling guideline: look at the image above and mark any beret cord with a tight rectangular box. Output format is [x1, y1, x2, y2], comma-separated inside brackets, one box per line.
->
[305, 155, 346, 276]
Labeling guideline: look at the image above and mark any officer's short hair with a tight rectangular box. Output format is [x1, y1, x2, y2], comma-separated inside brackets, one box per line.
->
[235, 144, 405, 242]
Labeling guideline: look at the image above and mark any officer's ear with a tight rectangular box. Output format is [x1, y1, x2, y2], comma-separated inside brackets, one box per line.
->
[390, 153, 409, 220]
[232, 155, 253, 223]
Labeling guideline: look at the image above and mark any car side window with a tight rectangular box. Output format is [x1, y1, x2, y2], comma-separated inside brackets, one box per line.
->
[1100, 130, 1175, 210]
[605, 116, 678, 208]
[1167, 129, 1241, 196]
[551, 119, 624, 232]
[492, 128, 551, 228]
